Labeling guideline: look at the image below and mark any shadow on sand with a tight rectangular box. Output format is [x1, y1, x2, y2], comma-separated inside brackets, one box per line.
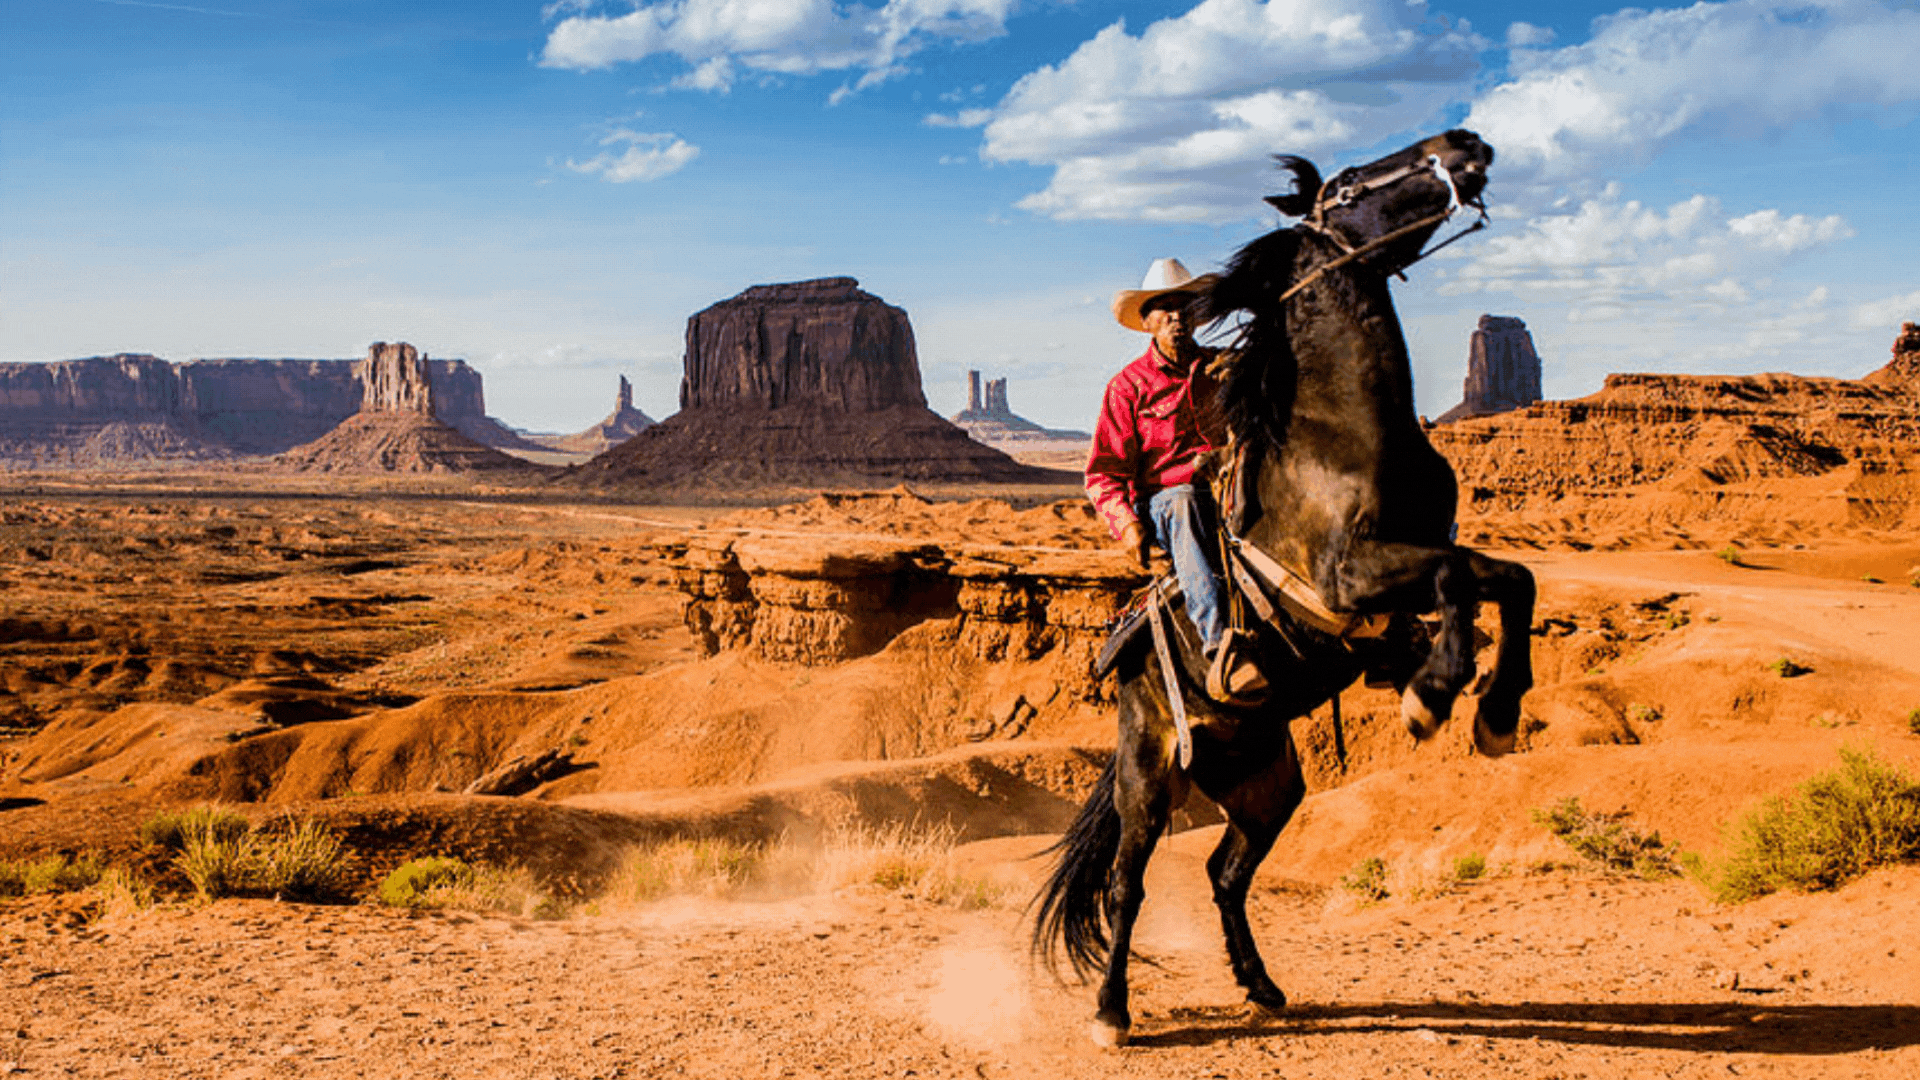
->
[1130, 1000, 1920, 1056]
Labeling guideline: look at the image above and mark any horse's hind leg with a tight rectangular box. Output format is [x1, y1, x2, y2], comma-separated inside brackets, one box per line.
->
[1206, 743, 1305, 1014]
[1462, 551, 1535, 757]
[1092, 722, 1180, 1048]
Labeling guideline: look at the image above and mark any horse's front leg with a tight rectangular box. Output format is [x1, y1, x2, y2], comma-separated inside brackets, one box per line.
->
[1461, 550, 1535, 756]
[1325, 542, 1476, 739]
[1093, 700, 1180, 1048]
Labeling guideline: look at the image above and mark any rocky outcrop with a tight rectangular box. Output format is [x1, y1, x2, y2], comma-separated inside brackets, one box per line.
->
[567, 278, 1047, 490]
[1435, 315, 1544, 423]
[664, 532, 1141, 692]
[1430, 326, 1920, 546]
[532, 375, 656, 454]
[1862, 321, 1920, 390]
[277, 343, 537, 475]
[950, 371, 1091, 446]
[0, 351, 535, 462]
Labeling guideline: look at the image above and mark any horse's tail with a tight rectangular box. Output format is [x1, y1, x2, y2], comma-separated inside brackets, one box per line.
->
[1030, 753, 1120, 980]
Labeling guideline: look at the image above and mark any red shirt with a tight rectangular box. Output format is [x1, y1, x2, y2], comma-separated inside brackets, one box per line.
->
[1085, 343, 1224, 539]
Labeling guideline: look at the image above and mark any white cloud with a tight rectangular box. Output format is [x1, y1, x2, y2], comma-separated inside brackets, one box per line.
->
[977, 0, 1483, 222]
[1442, 188, 1852, 309]
[670, 56, 734, 93]
[567, 129, 700, 182]
[924, 107, 992, 127]
[540, 0, 1017, 99]
[1504, 21, 1555, 48]
[1851, 289, 1920, 330]
[1466, 0, 1920, 208]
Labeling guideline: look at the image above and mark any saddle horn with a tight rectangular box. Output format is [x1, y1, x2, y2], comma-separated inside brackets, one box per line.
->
[1264, 156, 1322, 218]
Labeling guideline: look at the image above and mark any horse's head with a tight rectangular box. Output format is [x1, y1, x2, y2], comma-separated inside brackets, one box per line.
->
[1267, 129, 1492, 274]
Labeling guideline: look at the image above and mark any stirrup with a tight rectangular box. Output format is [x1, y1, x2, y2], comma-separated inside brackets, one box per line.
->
[1206, 628, 1268, 704]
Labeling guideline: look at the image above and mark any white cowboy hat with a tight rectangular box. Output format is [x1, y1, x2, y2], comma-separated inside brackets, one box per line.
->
[1112, 257, 1219, 332]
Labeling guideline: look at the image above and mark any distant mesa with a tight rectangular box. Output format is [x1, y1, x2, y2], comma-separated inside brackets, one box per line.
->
[529, 375, 657, 454]
[1435, 315, 1544, 424]
[276, 343, 535, 474]
[566, 277, 1046, 490]
[0, 347, 541, 465]
[1862, 321, 1920, 390]
[949, 371, 1091, 446]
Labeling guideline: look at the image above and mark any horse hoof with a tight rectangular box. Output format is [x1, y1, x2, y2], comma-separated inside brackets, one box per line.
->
[1089, 1018, 1130, 1049]
[1246, 991, 1287, 1019]
[1401, 688, 1442, 740]
[1473, 714, 1517, 758]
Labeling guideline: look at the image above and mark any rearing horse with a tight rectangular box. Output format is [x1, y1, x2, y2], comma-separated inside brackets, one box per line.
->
[1032, 129, 1536, 1048]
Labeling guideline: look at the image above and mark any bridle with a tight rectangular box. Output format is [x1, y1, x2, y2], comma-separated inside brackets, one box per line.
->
[1277, 153, 1489, 304]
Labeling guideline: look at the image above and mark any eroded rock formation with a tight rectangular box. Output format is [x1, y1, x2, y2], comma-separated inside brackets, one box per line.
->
[277, 343, 535, 474]
[568, 278, 1045, 490]
[950, 370, 1091, 446]
[535, 375, 657, 454]
[1436, 315, 1544, 423]
[0, 351, 534, 462]
[1863, 321, 1920, 390]
[1431, 325, 1920, 546]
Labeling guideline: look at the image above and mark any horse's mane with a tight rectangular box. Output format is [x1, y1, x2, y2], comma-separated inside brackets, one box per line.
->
[1196, 155, 1324, 456]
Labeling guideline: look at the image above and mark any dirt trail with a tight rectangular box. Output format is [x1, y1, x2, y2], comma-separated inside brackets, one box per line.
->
[6, 860, 1917, 1079]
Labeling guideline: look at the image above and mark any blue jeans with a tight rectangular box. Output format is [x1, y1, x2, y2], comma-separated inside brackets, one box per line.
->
[1143, 484, 1226, 652]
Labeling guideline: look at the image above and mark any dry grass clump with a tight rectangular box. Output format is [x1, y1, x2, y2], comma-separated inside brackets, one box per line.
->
[602, 838, 768, 904]
[376, 857, 566, 919]
[1452, 852, 1488, 881]
[1698, 746, 1920, 903]
[159, 808, 347, 902]
[1531, 797, 1680, 880]
[1341, 856, 1390, 902]
[0, 853, 105, 897]
[809, 820, 1007, 909]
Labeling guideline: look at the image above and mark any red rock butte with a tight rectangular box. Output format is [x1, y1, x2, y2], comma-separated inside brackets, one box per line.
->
[565, 277, 1047, 491]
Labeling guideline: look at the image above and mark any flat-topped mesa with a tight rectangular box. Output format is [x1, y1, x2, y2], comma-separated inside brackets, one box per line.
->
[567, 277, 1044, 489]
[1435, 315, 1543, 423]
[359, 342, 435, 415]
[681, 277, 925, 413]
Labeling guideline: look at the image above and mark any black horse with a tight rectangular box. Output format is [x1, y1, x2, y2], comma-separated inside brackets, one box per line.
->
[1032, 129, 1536, 1048]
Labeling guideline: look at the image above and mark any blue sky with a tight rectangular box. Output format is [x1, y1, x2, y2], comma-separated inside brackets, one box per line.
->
[3, 0, 1916, 432]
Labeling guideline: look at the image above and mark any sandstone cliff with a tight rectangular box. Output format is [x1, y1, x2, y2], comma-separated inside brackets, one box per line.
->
[1431, 326, 1920, 547]
[949, 370, 1091, 446]
[567, 278, 1047, 491]
[1435, 314, 1543, 423]
[0, 351, 536, 462]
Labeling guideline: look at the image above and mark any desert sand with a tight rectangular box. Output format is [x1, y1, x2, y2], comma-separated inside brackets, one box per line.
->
[3, 468, 1920, 1078]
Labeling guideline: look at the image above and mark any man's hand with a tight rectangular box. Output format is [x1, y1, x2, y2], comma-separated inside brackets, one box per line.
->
[1119, 521, 1152, 570]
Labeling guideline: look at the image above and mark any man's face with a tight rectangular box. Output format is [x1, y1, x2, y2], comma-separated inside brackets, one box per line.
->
[1142, 296, 1194, 365]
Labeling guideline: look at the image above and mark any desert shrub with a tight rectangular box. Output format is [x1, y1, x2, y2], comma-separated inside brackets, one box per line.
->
[1452, 852, 1487, 881]
[93, 867, 156, 914]
[378, 856, 475, 907]
[1716, 546, 1743, 567]
[809, 820, 1008, 909]
[1531, 797, 1679, 880]
[1701, 747, 1920, 903]
[1906, 709, 1920, 737]
[1768, 658, 1813, 678]
[251, 820, 346, 901]
[1627, 704, 1663, 726]
[603, 838, 765, 903]
[1341, 856, 1390, 901]
[175, 817, 347, 902]
[0, 853, 105, 897]
[140, 805, 247, 852]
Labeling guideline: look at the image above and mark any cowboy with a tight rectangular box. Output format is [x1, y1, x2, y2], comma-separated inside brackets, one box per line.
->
[1087, 258, 1266, 703]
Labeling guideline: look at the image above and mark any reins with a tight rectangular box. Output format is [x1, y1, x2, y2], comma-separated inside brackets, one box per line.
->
[1277, 154, 1488, 305]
